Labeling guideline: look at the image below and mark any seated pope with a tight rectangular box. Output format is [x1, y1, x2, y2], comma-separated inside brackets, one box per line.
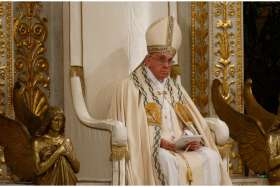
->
[109, 16, 232, 185]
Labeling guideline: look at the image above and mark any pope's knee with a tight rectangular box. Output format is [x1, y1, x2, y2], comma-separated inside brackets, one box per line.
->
[201, 147, 220, 164]
[158, 148, 178, 169]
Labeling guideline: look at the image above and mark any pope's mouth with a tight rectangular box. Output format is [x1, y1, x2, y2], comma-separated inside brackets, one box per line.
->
[161, 71, 170, 76]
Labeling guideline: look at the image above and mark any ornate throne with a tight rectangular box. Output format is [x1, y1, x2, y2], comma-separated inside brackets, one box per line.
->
[70, 65, 128, 185]
[67, 2, 232, 185]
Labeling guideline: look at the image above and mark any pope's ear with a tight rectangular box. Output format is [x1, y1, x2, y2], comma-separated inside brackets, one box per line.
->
[144, 57, 151, 66]
[144, 60, 149, 66]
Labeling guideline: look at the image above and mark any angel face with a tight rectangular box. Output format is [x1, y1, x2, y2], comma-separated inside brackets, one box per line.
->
[50, 114, 64, 132]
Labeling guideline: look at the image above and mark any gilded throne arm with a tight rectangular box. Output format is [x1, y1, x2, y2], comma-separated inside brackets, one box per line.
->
[70, 66, 128, 185]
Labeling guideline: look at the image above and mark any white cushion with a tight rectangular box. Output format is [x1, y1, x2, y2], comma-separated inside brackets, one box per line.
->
[112, 121, 128, 146]
[205, 117, 229, 145]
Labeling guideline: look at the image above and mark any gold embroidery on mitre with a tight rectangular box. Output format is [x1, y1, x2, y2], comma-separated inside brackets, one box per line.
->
[145, 102, 161, 127]
[166, 16, 174, 47]
[174, 102, 193, 126]
[147, 45, 176, 56]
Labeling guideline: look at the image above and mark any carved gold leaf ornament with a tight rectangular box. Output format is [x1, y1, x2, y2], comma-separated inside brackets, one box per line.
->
[0, 2, 13, 117]
[0, 3, 5, 115]
[214, 2, 236, 104]
[0, 65, 6, 113]
[0, 65, 5, 82]
[235, 2, 243, 113]
[23, 88, 48, 117]
[174, 102, 193, 125]
[191, 2, 209, 116]
[6, 2, 14, 118]
[212, 2, 244, 177]
[192, 2, 243, 176]
[14, 2, 50, 109]
[0, 2, 13, 179]
[0, 4, 5, 59]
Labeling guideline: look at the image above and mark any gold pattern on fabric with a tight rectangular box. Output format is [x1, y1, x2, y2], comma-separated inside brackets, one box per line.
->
[147, 45, 176, 56]
[174, 102, 193, 125]
[166, 16, 174, 47]
[145, 102, 161, 127]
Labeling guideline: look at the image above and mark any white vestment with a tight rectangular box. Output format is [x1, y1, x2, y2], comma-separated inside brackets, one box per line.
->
[109, 64, 232, 185]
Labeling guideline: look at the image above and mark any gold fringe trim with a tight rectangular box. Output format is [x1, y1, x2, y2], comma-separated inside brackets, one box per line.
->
[187, 166, 193, 185]
[111, 145, 130, 161]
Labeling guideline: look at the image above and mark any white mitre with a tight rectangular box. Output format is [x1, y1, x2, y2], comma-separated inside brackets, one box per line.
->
[146, 16, 182, 56]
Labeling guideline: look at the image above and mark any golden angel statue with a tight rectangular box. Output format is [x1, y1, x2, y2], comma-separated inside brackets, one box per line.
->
[0, 82, 80, 185]
[212, 78, 280, 184]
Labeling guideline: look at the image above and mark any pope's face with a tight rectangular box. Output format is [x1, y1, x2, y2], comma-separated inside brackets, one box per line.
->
[50, 114, 64, 132]
[145, 53, 174, 81]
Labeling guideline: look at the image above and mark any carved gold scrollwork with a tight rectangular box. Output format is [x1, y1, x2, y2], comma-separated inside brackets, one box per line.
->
[0, 4, 11, 177]
[0, 2, 6, 115]
[0, 2, 13, 116]
[235, 3, 243, 113]
[0, 4, 5, 59]
[14, 2, 49, 110]
[214, 2, 236, 103]
[6, 2, 13, 117]
[191, 2, 209, 116]
[0, 65, 5, 115]
[213, 2, 244, 176]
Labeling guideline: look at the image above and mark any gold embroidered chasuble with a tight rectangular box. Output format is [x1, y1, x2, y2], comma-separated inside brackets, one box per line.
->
[109, 64, 232, 185]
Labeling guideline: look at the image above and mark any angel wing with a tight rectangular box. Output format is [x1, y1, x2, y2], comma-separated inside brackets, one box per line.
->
[13, 81, 49, 136]
[0, 114, 36, 181]
[211, 79, 269, 173]
[245, 79, 280, 132]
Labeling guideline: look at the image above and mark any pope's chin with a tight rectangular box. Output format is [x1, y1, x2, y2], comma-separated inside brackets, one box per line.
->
[158, 72, 170, 80]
